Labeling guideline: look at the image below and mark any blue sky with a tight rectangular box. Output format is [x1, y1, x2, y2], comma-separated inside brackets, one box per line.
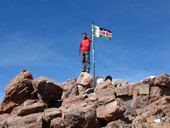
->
[0, 0, 170, 102]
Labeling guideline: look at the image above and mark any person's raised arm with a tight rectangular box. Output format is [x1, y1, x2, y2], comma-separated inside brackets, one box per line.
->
[88, 38, 92, 43]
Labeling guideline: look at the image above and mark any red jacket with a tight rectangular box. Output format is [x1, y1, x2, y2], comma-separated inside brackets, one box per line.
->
[80, 38, 92, 51]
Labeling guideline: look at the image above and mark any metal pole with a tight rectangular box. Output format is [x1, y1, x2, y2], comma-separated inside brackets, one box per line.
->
[91, 22, 95, 88]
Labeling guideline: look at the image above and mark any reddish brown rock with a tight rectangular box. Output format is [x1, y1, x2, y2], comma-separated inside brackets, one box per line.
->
[1, 72, 170, 128]
[106, 119, 130, 128]
[95, 88, 116, 106]
[154, 73, 170, 87]
[62, 94, 97, 109]
[132, 84, 150, 109]
[132, 115, 170, 128]
[43, 108, 62, 123]
[0, 70, 36, 114]
[77, 72, 93, 88]
[141, 76, 156, 85]
[23, 99, 39, 106]
[13, 101, 47, 116]
[61, 79, 79, 100]
[50, 118, 65, 128]
[96, 100, 125, 122]
[62, 95, 97, 128]
[95, 80, 115, 92]
[149, 86, 163, 103]
[11, 99, 39, 115]
[0, 113, 43, 128]
[135, 96, 170, 117]
[0, 108, 61, 128]
[132, 96, 170, 127]
[78, 84, 86, 95]
[32, 77, 63, 106]
[4, 70, 33, 94]
[62, 104, 96, 128]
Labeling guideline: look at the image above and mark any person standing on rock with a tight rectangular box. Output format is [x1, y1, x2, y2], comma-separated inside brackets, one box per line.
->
[79, 32, 92, 73]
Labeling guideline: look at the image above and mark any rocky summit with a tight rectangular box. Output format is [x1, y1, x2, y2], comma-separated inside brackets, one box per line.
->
[0, 70, 170, 128]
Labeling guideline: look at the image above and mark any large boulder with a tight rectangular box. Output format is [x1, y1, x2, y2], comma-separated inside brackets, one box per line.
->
[96, 100, 125, 122]
[62, 95, 97, 128]
[114, 84, 135, 97]
[43, 108, 62, 122]
[95, 88, 116, 106]
[95, 80, 115, 92]
[62, 104, 96, 128]
[61, 79, 79, 100]
[77, 72, 93, 88]
[149, 86, 163, 102]
[43, 108, 62, 128]
[132, 84, 150, 109]
[11, 99, 38, 114]
[12, 101, 47, 116]
[32, 77, 63, 106]
[141, 76, 156, 85]
[154, 73, 170, 87]
[0, 70, 36, 114]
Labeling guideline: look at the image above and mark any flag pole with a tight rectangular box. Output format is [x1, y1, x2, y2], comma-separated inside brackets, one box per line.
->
[91, 22, 95, 88]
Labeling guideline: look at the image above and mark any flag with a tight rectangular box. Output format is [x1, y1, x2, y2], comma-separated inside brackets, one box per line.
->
[94, 25, 112, 40]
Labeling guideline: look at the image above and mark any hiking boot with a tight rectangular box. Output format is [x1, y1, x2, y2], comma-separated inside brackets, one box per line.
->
[86, 70, 90, 73]
[82, 69, 85, 72]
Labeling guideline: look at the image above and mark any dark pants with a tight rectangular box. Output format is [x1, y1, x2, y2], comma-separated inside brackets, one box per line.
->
[80, 51, 90, 71]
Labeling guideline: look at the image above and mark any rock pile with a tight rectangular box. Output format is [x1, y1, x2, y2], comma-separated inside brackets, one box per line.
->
[0, 70, 170, 128]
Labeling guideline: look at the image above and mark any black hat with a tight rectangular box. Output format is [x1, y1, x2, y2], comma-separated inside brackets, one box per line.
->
[82, 32, 87, 35]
